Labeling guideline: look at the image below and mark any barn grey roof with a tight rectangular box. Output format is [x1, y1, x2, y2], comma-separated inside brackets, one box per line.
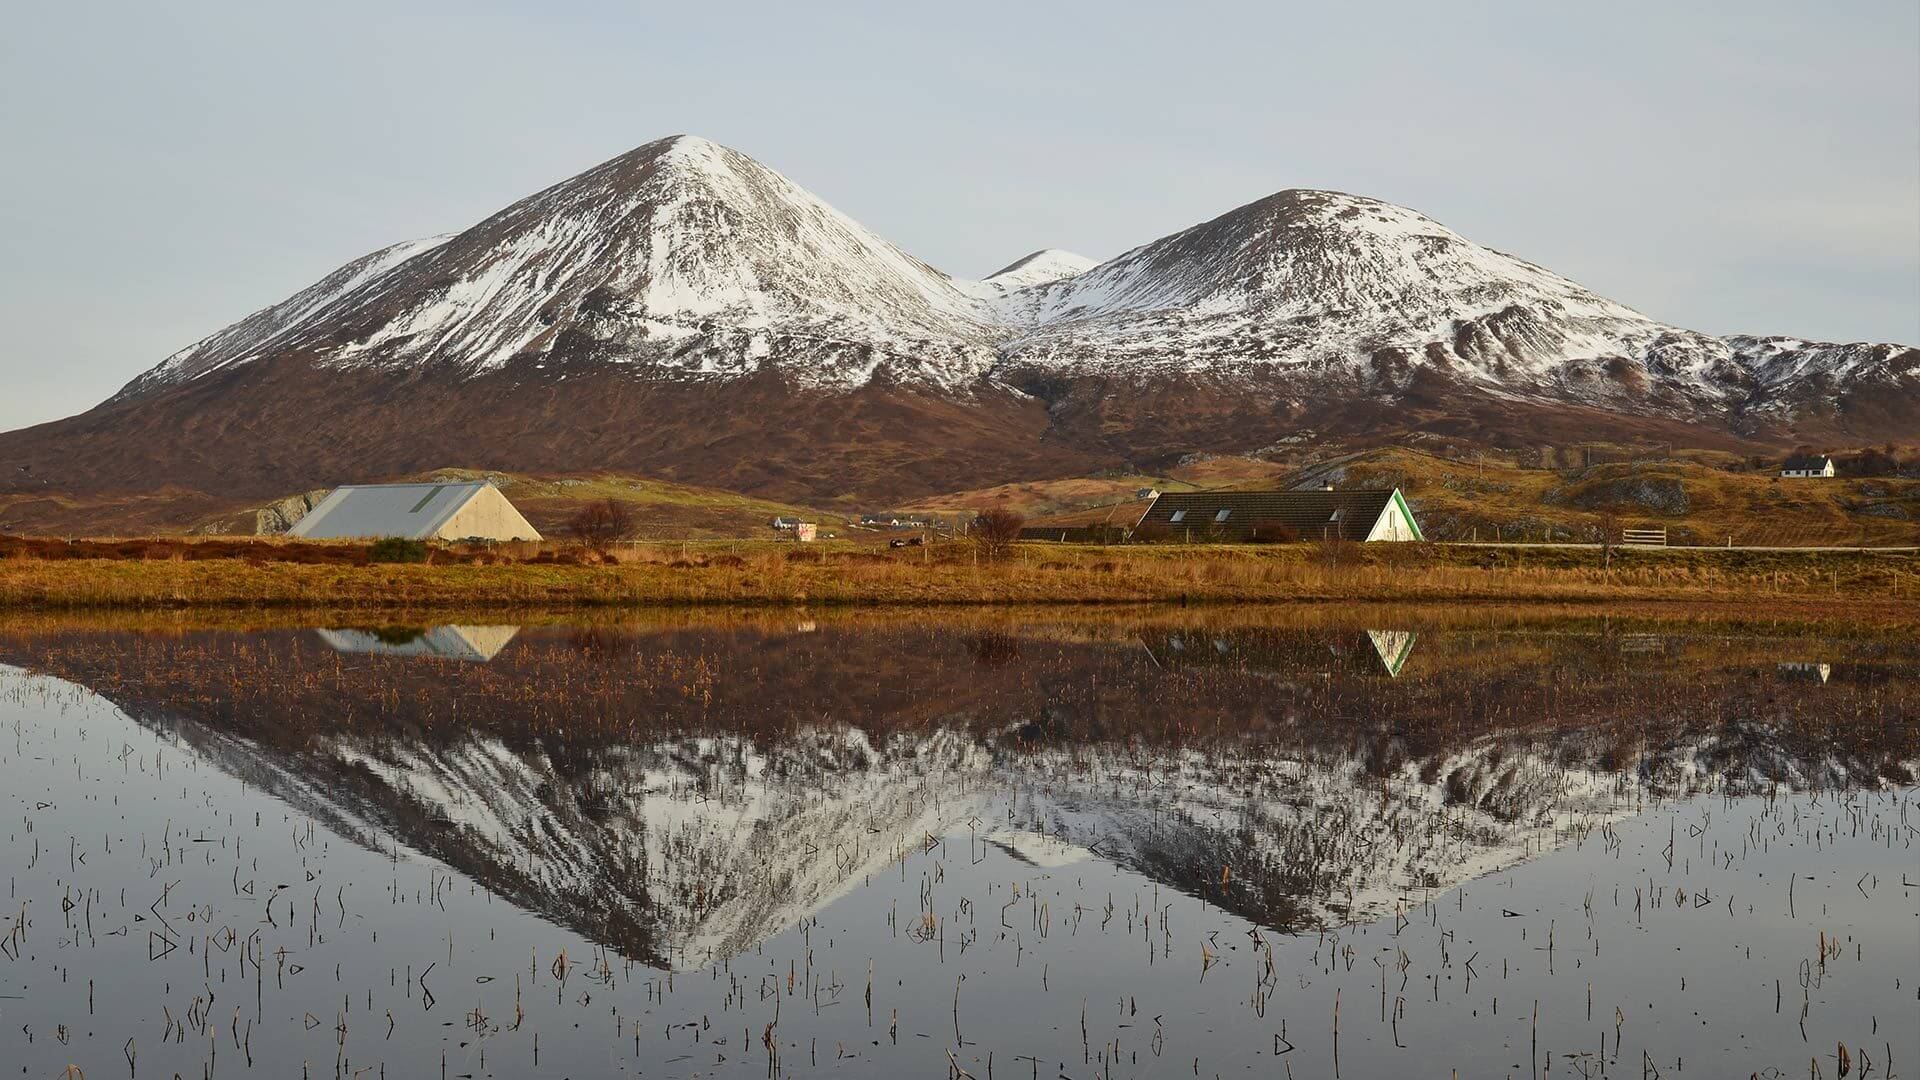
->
[288, 481, 522, 540]
[1134, 488, 1417, 542]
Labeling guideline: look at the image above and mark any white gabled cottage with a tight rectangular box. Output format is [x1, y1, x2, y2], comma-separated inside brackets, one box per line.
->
[1779, 454, 1836, 478]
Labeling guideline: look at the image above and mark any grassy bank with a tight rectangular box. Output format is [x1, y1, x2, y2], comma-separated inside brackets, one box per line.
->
[1, 539, 1914, 617]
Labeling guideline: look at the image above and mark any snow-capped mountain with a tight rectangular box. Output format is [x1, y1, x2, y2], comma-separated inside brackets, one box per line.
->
[3, 135, 1911, 511]
[121, 136, 1007, 396]
[117, 138, 1912, 411]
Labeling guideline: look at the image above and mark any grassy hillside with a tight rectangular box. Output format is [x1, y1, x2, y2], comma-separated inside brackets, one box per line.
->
[1010, 447, 1920, 546]
[1288, 448, 1920, 545]
[902, 457, 1292, 525]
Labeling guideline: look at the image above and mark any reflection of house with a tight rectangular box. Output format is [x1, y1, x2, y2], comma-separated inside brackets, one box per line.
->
[1139, 628, 1417, 678]
[1780, 454, 1835, 478]
[1133, 488, 1422, 542]
[1365, 629, 1417, 677]
[1616, 634, 1669, 655]
[1776, 662, 1832, 684]
[316, 625, 521, 662]
[289, 481, 541, 541]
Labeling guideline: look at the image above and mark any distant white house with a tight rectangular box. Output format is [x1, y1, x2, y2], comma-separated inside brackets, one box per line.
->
[289, 481, 542, 541]
[1780, 454, 1835, 478]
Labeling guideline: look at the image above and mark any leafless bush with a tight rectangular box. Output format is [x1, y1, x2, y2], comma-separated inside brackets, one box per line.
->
[970, 509, 1025, 560]
[1312, 539, 1364, 567]
[565, 498, 635, 552]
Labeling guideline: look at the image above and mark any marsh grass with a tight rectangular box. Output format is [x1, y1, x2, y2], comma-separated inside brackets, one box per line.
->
[0, 536, 1913, 613]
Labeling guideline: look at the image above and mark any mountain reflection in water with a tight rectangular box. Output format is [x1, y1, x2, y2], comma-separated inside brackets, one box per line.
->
[1, 611, 1912, 972]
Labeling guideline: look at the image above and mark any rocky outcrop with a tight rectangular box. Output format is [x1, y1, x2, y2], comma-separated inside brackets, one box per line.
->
[1568, 475, 1690, 516]
[254, 490, 329, 534]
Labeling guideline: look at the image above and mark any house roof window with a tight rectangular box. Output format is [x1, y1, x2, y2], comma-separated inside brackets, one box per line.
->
[1169, 510, 1187, 523]
[1214, 509, 1232, 523]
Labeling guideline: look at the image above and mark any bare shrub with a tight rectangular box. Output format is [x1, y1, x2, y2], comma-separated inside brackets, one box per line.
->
[565, 498, 635, 552]
[970, 509, 1025, 560]
[1313, 539, 1365, 568]
[1370, 539, 1436, 568]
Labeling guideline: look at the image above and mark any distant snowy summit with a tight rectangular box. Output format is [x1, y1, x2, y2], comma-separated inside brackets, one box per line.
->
[7, 133, 1911, 511]
[119, 133, 1912, 416]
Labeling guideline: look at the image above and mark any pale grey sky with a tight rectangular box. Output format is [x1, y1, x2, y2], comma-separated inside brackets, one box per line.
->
[3, 1, 1915, 431]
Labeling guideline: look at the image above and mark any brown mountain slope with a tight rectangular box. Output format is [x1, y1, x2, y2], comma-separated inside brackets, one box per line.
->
[0, 355, 1110, 512]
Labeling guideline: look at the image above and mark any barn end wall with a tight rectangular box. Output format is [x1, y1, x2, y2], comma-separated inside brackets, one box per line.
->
[432, 489, 542, 541]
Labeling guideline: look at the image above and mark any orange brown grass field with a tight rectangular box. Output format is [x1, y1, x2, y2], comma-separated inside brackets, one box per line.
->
[0, 534, 1914, 624]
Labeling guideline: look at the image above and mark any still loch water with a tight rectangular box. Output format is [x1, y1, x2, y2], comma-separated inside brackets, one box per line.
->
[0, 609, 1913, 1077]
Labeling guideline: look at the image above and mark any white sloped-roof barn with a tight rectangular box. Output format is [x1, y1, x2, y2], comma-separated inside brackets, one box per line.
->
[288, 481, 542, 541]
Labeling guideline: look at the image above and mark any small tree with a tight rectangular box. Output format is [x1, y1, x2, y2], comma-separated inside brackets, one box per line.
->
[1596, 506, 1620, 568]
[1589, 503, 1620, 545]
[970, 509, 1025, 560]
[565, 498, 635, 552]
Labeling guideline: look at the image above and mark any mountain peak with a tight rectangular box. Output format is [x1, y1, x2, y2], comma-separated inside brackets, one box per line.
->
[653, 133, 744, 172]
[986, 249, 1097, 279]
[54, 134, 1913, 514]
[982, 249, 1098, 290]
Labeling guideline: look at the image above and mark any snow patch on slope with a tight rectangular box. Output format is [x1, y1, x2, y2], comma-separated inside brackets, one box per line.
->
[117, 234, 453, 400]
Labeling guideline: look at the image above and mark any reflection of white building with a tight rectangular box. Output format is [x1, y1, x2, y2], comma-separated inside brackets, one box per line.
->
[316, 625, 521, 662]
[1365, 630, 1416, 677]
[1777, 662, 1832, 684]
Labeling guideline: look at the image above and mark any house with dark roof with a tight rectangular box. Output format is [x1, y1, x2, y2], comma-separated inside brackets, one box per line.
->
[1780, 454, 1835, 478]
[1132, 488, 1422, 543]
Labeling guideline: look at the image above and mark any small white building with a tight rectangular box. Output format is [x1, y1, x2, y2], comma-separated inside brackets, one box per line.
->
[1780, 454, 1835, 478]
[289, 481, 542, 541]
